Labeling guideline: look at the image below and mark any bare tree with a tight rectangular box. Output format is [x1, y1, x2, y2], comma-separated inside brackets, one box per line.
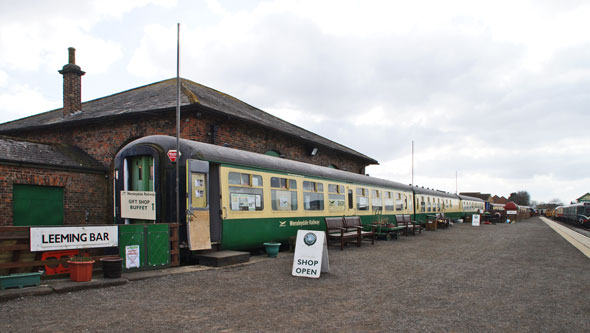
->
[508, 191, 531, 206]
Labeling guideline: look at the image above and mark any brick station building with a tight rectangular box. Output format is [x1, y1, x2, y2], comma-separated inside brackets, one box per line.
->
[0, 48, 377, 226]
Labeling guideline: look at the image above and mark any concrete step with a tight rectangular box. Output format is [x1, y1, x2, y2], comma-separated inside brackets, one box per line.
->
[195, 250, 250, 267]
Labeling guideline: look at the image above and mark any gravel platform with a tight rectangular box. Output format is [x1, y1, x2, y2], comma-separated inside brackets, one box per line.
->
[1, 217, 589, 332]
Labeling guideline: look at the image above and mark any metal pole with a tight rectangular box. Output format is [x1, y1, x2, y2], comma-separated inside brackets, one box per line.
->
[176, 23, 181, 224]
[411, 140, 414, 189]
[412, 140, 415, 219]
[456, 171, 458, 194]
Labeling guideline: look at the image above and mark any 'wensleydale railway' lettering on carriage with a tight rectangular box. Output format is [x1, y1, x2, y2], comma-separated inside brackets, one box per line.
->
[289, 220, 321, 227]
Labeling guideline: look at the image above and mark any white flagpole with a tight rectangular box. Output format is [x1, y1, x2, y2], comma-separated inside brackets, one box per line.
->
[176, 23, 181, 224]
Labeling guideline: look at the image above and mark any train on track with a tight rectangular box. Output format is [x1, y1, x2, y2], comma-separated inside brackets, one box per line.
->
[554, 202, 590, 227]
[114, 135, 486, 253]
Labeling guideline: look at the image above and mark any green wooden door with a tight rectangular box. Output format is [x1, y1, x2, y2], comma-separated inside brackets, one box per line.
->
[129, 156, 154, 224]
[13, 185, 64, 226]
[130, 156, 154, 192]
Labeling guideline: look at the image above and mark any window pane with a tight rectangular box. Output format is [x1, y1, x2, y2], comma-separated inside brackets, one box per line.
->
[252, 175, 262, 187]
[384, 198, 394, 211]
[271, 177, 280, 188]
[241, 174, 250, 186]
[339, 185, 344, 194]
[304, 192, 324, 211]
[303, 181, 314, 191]
[328, 184, 337, 193]
[317, 183, 323, 192]
[289, 179, 297, 189]
[357, 194, 369, 210]
[229, 186, 263, 211]
[329, 194, 345, 212]
[229, 172, 242, 185]
[271, 189, 297, 211]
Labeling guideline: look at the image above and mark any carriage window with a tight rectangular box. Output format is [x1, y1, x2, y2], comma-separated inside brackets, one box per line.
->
[271, 177, 298, 211]
[328, 184, 344, 194]
[421, 197, 426, 213]
[228, 172, 262, 187]
[395, 192, 404, 211]
[356, 188, 369, 210]
[228, 172, 263, 211]
[327, 184, 345, 212]
[384, 191, 394, 211]
[303, 181, 324, 211]
[371, 189, 382, 209]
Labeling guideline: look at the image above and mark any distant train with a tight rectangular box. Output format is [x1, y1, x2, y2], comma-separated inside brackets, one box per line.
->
[114, 135, 485, 254]
[554, 203, 590, 227]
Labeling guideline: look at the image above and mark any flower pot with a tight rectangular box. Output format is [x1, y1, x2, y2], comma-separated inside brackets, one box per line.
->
[100, 257, 123, 278]
[0, 272, 42, 290]
[67, 260, 95, 282]
[263, 242, 281, 258]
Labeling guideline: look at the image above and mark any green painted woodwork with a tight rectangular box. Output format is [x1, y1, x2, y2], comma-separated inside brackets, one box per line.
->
[119, 224, 170, 270]
[220, 213, 400, 250]
[119, 225, 146, 270]
[13, 185, 63, 226]
[130, 156, 154, 192]
[129, 156, 154, 224]
[146, 224, 170, 267]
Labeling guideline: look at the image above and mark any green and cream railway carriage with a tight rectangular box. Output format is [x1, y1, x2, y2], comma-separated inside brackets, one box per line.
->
[114, 135, 416, 252]
[114, 135, 486, 255]
[412, 187, 462, 221]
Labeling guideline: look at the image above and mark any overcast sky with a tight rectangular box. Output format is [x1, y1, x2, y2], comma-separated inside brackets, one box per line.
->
[1, 0, 589, 205]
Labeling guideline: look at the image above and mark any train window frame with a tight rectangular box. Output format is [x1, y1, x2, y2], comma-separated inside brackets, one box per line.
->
[384, 191, 394, 211]
[395, 192, 404, 211]
[271, 176, 298, 211]
[356, 187, 369, 211]
[228, 171, 264, 212]
[371, 189, 382, 209]
[303, 180, 325, 211]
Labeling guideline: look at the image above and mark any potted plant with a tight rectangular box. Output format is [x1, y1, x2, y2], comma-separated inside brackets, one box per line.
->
[67, 254, 95, 282]
[263, 241, 281, 258]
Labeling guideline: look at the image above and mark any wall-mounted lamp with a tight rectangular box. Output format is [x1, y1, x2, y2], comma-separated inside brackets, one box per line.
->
[310, 147, 318, 156]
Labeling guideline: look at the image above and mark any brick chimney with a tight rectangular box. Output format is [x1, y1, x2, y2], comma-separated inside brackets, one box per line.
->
[58, 47, 85, 117]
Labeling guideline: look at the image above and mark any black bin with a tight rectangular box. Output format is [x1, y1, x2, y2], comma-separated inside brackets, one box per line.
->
[100, 257, 123, 278]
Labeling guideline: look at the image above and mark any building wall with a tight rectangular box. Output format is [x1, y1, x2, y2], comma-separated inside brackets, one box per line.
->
[6, 109, 368, 224]
[13, 110, 367, 173]
[0, 164, 108, 226]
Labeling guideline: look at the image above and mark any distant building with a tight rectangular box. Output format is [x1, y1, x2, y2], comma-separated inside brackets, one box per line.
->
[459, 192, 492, 202]
[577, 193, 590, 203]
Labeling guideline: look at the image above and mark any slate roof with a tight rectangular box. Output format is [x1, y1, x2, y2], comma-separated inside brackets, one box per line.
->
[0, 78, 378, 164]
[0, 136, 106, 172]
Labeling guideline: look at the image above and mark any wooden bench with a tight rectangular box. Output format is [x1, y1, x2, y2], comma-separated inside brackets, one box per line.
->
[344, 216, 375, 245]
[325, 217, 360, 250]
[395, 214, 422, 236]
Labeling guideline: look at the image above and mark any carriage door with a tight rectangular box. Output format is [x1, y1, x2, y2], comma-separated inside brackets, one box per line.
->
[186, 159, 212, 250]
[128, 156, 155, 224]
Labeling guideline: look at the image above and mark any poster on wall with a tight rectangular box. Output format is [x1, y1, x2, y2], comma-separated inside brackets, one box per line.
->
[125, 245, 140, 269]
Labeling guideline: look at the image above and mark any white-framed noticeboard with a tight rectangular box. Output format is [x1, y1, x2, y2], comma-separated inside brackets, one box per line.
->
[472, 214, 480, 226]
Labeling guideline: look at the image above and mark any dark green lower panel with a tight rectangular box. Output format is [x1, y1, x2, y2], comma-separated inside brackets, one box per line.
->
[221, 214, 406, 250]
